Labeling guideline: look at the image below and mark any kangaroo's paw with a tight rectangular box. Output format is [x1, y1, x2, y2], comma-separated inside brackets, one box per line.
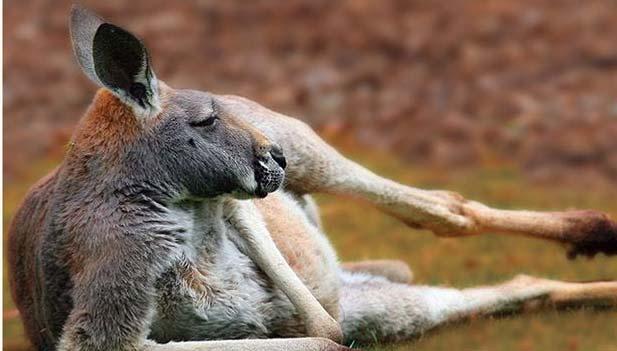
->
[562, 211, 617, 259]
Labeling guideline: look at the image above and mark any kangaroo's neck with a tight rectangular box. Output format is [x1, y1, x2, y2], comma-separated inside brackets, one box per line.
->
[167, 198, 227, 263]
[70, 89, 142, 161]
[56, 89, 145, 195]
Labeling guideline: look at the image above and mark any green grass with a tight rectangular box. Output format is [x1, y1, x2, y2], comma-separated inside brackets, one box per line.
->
[3, 145, 617, 351]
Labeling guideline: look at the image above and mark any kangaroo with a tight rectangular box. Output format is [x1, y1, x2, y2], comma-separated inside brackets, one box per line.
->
[8, 6, 617, 351]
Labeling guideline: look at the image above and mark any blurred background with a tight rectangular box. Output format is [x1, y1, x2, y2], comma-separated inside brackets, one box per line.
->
[3, 1, 617, 350]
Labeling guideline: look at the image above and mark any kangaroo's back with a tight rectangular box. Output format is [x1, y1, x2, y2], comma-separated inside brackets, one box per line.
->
[8, 167, 63, 350]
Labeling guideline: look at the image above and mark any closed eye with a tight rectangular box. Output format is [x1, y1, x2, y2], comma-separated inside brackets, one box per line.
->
[190, 115, 218, 128]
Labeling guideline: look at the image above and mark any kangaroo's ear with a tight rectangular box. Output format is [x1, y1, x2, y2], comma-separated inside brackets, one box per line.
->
[69, 5, 160, 116]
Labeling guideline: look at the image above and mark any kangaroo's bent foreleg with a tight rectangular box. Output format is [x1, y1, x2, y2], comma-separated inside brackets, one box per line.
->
[220, 95, 617, 258]
[223, 198, 343, 343]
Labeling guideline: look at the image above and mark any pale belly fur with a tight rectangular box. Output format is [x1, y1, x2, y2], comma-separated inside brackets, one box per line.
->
[148, 191, 341, 342]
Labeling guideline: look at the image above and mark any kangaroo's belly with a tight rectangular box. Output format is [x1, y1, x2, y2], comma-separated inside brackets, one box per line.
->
[149, 235, 286, 341]
[253, 192, 341, 318]
[149, 191, 340, 342]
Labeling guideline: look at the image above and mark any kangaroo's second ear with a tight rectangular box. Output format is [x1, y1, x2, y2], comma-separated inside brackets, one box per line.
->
[70, 5, 160, 115]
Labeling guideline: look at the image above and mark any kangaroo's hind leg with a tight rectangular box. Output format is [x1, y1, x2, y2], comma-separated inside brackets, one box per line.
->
[338, 271, 617, 345]
[220, 95, 617, 258]
[341, 260, 413, 284]
[145, 338, 350, 351]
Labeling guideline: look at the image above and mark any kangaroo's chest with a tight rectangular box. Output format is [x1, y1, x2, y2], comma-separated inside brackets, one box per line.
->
[150, 228, 278, 341]
[149, 203, 275, 341]
[148, 193, 340, 342]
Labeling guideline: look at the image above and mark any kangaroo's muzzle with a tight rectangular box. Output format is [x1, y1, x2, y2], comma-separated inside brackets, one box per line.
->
[253, 148, 286, 198]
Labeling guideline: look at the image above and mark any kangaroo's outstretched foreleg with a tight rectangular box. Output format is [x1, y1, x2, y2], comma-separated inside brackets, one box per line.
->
[329, 155, 617, 259]
[221, 95, 617, 258]
[283, 128, 617, 259]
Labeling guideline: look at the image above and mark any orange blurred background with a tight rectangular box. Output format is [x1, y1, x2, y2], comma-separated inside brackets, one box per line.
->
[5, 0, 617, 186]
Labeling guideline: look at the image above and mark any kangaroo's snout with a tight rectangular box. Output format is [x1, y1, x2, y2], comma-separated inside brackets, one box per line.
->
[247, 125, 286, 197]
[253, 142, 286, 198]
[270, 144, 287, 170]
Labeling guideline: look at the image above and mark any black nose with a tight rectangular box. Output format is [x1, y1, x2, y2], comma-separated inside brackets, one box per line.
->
[270, 145, 287, 170]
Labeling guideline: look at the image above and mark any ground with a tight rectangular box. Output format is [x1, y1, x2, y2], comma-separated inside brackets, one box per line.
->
[3, 141, 617, 351]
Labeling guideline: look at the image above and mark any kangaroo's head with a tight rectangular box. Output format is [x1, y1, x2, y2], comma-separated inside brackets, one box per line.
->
[68, 6, 286, 200]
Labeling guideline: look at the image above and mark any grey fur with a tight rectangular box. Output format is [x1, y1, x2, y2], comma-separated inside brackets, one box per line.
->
[69, 5, 104, 87]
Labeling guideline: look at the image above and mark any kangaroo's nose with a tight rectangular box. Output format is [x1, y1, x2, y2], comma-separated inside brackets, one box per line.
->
[270, 144, 287, 170]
